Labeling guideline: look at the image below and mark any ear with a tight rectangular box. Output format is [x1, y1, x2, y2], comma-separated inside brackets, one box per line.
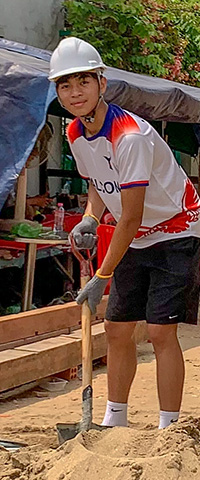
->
[100, 76, 107, 94]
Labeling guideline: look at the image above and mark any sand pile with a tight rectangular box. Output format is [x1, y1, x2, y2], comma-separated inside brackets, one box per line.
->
[0, 417, 200, 480]
[1, 325, 200, 479]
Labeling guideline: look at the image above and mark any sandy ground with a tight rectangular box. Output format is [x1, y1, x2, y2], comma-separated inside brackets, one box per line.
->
[1, 323, 200, 479]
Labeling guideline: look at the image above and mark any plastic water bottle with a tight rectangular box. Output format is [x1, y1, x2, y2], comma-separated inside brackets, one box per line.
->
[53, 203, 65, 234]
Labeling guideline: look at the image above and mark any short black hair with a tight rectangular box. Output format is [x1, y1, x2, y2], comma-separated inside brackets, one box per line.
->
[56, 71, 99, 87]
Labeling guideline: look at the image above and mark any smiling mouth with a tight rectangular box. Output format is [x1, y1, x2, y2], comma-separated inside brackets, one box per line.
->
[71, 101, 86, 107]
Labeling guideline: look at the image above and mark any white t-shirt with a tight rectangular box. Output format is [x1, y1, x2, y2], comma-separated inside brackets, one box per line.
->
[67, 104, 200, 248]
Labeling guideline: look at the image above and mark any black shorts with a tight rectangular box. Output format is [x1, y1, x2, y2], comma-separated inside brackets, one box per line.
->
[105, 237, 200, 325]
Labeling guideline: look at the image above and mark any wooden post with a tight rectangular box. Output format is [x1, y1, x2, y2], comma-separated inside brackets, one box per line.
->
[14, 167, 27, 221]
[21, 243, 37, 311]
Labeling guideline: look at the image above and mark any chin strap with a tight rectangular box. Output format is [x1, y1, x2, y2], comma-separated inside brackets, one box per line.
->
[82, 93, 103, 123]
[81, 71, 103, 123]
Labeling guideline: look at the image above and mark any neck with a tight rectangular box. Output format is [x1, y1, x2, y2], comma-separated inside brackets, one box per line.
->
[80, 100, 108, 138]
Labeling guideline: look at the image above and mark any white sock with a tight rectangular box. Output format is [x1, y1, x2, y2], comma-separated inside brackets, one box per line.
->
[101, 400, 128, 427]
[158, 410, 179, 429]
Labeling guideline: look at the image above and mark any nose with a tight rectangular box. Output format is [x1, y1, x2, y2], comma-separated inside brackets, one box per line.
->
[71, 84, 82, 97]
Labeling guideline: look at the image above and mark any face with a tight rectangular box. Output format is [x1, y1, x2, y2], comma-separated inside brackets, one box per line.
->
[56, 73, 107, 117]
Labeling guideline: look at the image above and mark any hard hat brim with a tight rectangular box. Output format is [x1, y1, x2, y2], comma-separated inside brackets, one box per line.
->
[49, 64, 106, 82]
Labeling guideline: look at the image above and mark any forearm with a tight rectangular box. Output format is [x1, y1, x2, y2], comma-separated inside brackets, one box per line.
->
[26, 195, 46, 207]
[99, 217, 141, 276]
[84, 183, 105, 221]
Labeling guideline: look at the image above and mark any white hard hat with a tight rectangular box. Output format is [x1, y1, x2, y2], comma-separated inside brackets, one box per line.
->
[49, 37, 106, 81]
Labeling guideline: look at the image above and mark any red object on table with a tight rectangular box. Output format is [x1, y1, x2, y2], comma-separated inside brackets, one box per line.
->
[97, 224, 115, 294]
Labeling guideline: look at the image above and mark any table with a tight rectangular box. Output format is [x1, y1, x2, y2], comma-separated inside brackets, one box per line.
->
[14, 237, 70, 311]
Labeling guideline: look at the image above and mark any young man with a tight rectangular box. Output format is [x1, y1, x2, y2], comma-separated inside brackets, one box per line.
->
[49, 37, 200, 429]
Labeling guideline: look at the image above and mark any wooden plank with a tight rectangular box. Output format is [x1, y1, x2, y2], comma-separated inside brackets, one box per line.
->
[91, 323, 107, 360]
[69, 321, 148, 350]
[0, 337, 81, 393]
[0, 325, 107, 393]
[0, 322, 148, 393]
[0, 325, 97, 352]
[0, 297, 108, 346]
[15, 336, 78, 352]
[70, 323, 107, 360]
[14, 236, 69, 245]
[0, 349, 34, 361]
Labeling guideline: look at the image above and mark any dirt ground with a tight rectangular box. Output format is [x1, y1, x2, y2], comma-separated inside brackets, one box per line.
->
[1, 323, 200, 479]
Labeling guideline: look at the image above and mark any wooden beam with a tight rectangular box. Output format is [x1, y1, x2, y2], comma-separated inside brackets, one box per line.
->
[0, 324, 107, 392]
[70, 322, 107, 361]
[0, 297, 108, 346]
[0, 337, 81, 392]
[0, 320, 148, 393]
[0, 323, 149, 395]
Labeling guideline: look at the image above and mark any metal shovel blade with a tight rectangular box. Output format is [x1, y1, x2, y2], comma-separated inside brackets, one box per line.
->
[0, 439, 27, 451]
[56, 421, 106, 445]
[56, 385, 107, 445]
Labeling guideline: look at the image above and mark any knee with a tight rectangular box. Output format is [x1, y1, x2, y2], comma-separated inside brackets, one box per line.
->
[104, 320, 136, 345]
[148, 324, 177, 350]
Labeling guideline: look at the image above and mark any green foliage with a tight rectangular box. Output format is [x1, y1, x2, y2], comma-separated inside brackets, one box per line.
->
[63, 0, 200, 86]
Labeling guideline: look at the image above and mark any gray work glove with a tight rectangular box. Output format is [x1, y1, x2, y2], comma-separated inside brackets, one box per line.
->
[76, 274, 109, 314]
[71, 215, 98, 249]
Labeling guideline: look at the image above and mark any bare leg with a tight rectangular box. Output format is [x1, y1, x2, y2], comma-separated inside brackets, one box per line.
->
[148, 324, 185, 411]
[104, 320, 137, 402]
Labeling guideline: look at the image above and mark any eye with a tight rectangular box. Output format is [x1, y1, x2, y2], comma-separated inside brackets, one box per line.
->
[61, 84, 69, 90]
[81, 79, 89, 86]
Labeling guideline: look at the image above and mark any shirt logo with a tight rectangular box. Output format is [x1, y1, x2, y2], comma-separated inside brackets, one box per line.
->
[90, 178, 121, 194]
[104, 155, 113, 170]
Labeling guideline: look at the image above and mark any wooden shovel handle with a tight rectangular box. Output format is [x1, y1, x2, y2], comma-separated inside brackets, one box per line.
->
[81, 275, 92, 389]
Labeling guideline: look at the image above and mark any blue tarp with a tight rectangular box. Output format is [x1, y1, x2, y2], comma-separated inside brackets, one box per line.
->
[0, 38, 200, 213]
[0, 39, 57, 211]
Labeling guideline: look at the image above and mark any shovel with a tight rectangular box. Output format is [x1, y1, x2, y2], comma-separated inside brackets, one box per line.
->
[0, 439, 27, 451]
[56, 236, 107, 445]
